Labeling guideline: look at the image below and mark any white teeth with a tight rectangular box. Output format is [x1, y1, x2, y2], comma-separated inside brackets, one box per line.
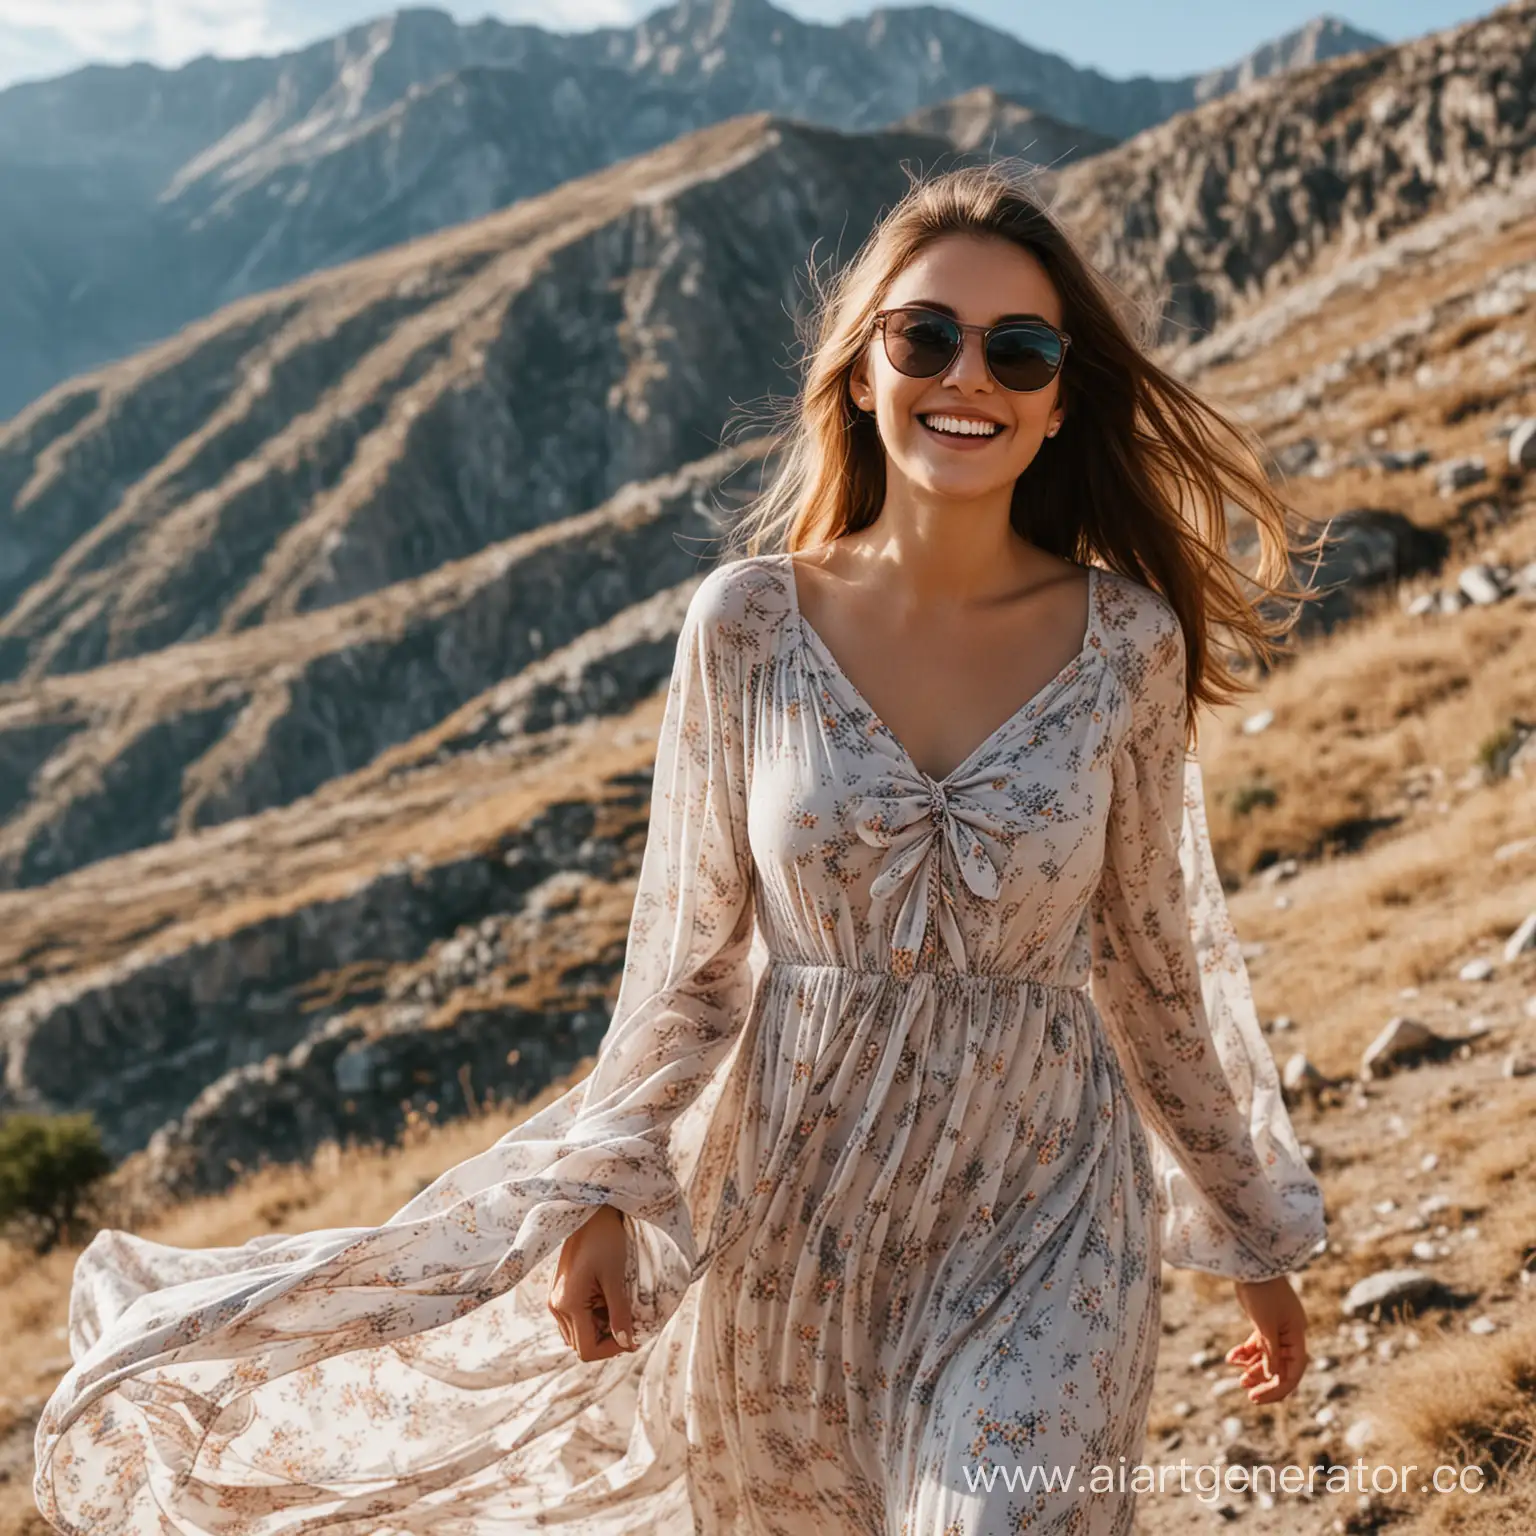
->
[921, 414, 1000, 438]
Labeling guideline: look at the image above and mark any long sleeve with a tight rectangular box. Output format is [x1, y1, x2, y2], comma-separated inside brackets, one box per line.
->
[554, 562, 761, 1277]
[1088, 595, 1327, 1281]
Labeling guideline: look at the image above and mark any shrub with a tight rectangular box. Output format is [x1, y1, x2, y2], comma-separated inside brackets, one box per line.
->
[0, 1112, 111, 1253]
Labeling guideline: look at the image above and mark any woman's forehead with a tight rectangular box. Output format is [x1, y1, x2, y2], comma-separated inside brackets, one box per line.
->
[882, 235, 1062, 327]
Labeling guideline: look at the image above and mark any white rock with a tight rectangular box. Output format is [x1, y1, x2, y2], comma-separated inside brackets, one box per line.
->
[1344, 1416, 1376, 1450]
[1242, 708, 1275, 735]
[1503, 912, 1536, 962]
[1468, 1316, 1498, 1335]
[1437, 456, 1487, 494]
[1421, 1152, 1440, 1172]
[1341, 1268, 1441, 1318]
[1283, 1053, 1325, 1100]
[1457, 564, 1506, 605]
[1459, 956, 1496, 982]
[1509, 417, 1536, 469]
[1361, 1016, 1446, 1078]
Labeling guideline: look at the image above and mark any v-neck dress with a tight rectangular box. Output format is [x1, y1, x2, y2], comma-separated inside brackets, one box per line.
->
[34, 552, 1326, 1536]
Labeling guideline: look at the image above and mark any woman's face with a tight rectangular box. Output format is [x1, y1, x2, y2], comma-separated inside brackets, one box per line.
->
[849, 233, 1066, 505]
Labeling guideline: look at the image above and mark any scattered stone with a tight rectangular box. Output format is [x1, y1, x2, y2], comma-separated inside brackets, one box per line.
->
[1377, 447, 1431, 472]
[1341, 1269, 1444, 1320]
[1344, 1416, 1376, 1451]
[1508, 417, 1536, 470]
[1436, 456, 1487, 495]
[1504, 912, 1536, 962]
[1242, 708, 1275, 735]
[1420, 1152, 1439, 1172]
[1283, 1052, 1326, 1103]
[1258, 858, 1299, 887]
[1172, 1400, 1194, 1419]
[1456, 564, 1506, 605]
[1458, 957, 1496, 982]
[1360, 1016, 1452, 1078]
[1504, 1052, 1536, 1079]
[1274, 438, 1320, 476]
[1191, 1348, 1217, 1369]
[1468, 1316, 1498, 1335]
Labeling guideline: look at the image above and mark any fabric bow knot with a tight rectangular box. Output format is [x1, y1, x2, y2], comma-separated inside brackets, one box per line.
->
[854, 773, 1005, 975]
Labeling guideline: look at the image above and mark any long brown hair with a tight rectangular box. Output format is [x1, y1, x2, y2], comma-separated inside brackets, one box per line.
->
[721, 160, 1326, 750]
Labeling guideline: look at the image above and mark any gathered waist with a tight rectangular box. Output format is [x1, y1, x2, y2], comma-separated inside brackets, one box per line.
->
[764, 956, 1090, 994]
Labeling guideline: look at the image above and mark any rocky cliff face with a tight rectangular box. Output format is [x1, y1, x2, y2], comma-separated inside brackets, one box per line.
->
[0, 0, 1382, 417]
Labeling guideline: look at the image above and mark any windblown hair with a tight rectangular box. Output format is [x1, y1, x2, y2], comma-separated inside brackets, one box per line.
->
[721, 160, 1327, 750]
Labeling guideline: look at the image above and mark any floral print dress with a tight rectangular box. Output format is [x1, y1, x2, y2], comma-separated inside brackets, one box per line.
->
[34, 552, 1326, 1536]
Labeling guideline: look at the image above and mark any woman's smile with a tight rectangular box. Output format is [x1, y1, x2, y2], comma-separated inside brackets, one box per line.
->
[916, 410, 1008, 449]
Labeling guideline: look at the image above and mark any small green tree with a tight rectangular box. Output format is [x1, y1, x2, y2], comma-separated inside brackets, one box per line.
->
[0, 1112, 111, 1253]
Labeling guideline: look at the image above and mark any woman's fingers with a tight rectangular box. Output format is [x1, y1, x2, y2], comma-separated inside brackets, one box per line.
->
[1245, 1334, 1307, 1403]
[600, 1249, 637, 1352]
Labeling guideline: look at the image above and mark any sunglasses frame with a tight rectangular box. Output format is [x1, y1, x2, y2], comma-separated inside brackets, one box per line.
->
[871, 306, 1071, 394]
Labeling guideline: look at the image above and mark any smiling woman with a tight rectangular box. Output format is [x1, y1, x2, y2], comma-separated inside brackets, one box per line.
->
[33, 162, 1330, 1536]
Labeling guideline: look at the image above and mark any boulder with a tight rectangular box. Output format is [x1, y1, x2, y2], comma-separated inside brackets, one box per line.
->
[1288, 508, 1449, 637]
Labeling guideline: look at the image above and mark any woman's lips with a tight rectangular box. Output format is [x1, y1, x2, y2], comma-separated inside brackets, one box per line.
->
[917, 415, 1006, 449]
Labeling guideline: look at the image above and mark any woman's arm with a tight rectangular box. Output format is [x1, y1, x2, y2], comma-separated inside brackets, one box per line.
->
[1088, 590, 1327, 1284]
[547, 563, 761, 1354]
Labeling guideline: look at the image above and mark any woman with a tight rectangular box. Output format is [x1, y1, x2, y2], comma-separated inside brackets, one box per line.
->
[35, 166, 1326, 1535]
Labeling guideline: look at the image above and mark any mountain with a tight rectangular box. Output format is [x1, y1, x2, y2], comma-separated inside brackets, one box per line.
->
[0, 0, 1385, 418]
[894, 88, 1119, 164]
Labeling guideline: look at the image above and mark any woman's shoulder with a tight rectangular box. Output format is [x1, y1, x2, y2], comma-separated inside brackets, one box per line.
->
[684, 552, 795, 662]
[1092, 565, 1186, 700]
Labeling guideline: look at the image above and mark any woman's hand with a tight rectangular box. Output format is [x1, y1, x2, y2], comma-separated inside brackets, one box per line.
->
[548, 1205, 638, 1361]
[1227, 1275, 1309, 1403]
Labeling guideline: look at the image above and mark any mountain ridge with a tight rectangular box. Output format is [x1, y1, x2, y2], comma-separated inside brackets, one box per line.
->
[0, 0, 1385, 417]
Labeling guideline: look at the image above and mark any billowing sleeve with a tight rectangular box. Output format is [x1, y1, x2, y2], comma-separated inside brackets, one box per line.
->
[552, 563, 760, 1281]
[1088, 596, 1327, 1281]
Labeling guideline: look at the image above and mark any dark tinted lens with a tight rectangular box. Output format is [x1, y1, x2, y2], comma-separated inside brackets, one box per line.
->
[883, 309, 960, 378]
[986, 324, 1064, 391]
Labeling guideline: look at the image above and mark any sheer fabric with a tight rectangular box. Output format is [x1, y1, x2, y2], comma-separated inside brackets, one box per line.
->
[34, 553, 1324, 1535]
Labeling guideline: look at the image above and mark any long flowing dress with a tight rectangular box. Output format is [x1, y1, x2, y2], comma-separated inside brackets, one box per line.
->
[33, 551, 1326, 1536]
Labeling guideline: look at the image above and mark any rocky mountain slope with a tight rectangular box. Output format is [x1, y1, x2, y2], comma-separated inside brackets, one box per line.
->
[0, 0, 1384, 417]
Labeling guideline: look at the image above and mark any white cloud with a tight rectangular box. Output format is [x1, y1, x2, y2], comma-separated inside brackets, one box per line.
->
[0, 0, 294, 74]
[476, 0, 641, 25]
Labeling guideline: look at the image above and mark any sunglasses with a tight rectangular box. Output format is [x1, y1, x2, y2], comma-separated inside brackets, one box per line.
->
[872, 306, 1070, 394]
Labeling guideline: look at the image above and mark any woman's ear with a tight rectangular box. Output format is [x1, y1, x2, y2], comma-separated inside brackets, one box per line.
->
[848, 360, 873, 415]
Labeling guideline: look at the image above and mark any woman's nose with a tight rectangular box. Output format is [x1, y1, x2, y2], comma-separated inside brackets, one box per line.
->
[941, 332, 992, 391]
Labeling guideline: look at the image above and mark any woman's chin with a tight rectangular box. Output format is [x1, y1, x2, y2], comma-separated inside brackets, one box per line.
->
[894, 457, 1028, 503]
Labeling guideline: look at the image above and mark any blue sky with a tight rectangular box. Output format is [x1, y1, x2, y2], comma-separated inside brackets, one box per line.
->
[0, 0, 1499, 92]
